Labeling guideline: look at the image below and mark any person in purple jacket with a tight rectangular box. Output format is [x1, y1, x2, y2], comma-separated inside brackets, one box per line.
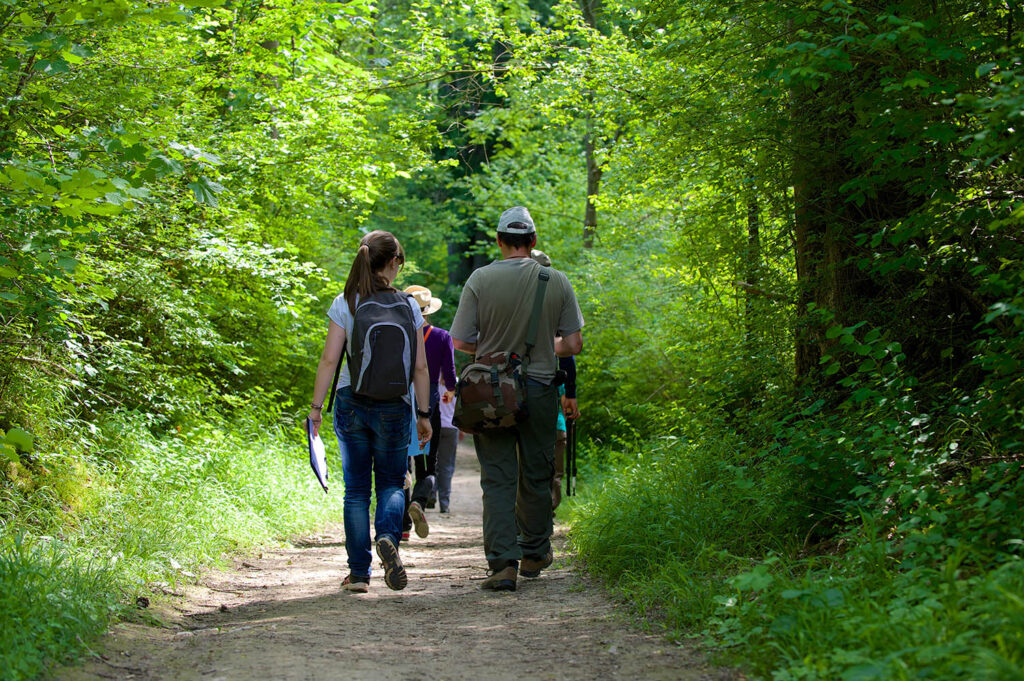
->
[403, 285, 457, 538]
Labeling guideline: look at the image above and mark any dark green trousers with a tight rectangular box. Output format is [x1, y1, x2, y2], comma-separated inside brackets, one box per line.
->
[473, 380, 557, 570]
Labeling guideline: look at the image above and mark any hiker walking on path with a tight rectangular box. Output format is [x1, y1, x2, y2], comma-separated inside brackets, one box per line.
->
[434, 379, 459, 513]
[554, 354, 579, 509]
[308, 230, 432, 593]
[531, 249, 580, 512]
[402, 284, 456, 539]
[451, 207, 584, 592]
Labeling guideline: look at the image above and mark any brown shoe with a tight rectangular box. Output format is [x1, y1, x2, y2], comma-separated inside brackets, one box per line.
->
[520, 550, 553, 578]
[408, 501, 429, 538]
[480, 566, 517, 592]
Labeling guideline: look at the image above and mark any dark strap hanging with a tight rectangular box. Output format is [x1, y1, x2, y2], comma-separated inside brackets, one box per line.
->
[326, 346, 343, 413]
[521, 268, 550, 379]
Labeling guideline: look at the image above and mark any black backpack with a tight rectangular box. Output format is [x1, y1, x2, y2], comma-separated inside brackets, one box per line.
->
[346, 291, 417, 401]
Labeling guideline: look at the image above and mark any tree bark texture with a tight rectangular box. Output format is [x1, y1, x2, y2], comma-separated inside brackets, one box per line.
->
[583, 134, 602, 249]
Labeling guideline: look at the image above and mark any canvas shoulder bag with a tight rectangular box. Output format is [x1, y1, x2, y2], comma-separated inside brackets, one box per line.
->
[453, 268, 550, 434]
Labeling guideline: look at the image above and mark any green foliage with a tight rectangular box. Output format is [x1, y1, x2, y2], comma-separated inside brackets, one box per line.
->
[571, 433, 794, 624]
[710, 543, 1024, 679]
[0, 410, 344, 678]
[0, 534, 119, 681]
[3, 0, 1024, 678]
[571, 426, 1024, 679]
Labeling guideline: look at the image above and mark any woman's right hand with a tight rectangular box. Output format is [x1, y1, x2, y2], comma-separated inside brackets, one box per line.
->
[416, 416, 432, 445]
[308, 409, 322, 437]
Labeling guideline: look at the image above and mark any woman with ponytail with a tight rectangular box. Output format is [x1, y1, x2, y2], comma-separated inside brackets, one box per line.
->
[308, 230, 432, 593]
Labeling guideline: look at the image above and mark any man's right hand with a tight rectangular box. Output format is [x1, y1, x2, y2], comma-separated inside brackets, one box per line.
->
[561, 397, 579, 420]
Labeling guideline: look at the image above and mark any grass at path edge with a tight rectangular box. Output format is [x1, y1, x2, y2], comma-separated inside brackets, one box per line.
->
[0, 415, 344, 680]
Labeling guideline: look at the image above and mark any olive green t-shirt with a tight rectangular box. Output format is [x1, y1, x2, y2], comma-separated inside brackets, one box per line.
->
[450, 257, 584, 383]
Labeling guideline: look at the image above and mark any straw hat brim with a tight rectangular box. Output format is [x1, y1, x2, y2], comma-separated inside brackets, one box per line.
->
[404, 285, 442, 316]
[421, 298, 442, 315]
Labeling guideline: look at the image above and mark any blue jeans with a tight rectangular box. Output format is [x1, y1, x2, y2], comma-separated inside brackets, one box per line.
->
[333, 387, 411, 577]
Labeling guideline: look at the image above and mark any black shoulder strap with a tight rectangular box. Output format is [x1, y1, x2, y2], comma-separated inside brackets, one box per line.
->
[524, 268, 550, 360]
[326, 350, 343, 413]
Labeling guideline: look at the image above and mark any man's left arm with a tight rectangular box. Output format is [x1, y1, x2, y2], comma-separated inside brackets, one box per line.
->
[554, 272, 584, 358]
[554, 331, 582, 357]
[450, 279, 478, 356]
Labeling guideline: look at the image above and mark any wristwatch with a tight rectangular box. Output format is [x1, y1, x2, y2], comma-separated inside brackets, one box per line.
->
[416, 408, 431, 418]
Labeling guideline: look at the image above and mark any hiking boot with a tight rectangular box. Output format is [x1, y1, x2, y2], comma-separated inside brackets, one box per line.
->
[375, 536, 407, 591]
[425, 496, 437, 509]
[520, 550, 553, 578]
[408, 501, 429, 538]
[480, 566, 517, 592]
[341, 574, 369, 593]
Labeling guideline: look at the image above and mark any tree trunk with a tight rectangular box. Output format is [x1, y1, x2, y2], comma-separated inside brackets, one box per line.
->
[744, 197, 762, 343]
[580, 0, 604, 250]
[583, 134, 602, 249]
[790, 82, 850, 380]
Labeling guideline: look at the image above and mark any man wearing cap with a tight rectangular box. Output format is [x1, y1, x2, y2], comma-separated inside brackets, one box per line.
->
[450, 206, 584, 592]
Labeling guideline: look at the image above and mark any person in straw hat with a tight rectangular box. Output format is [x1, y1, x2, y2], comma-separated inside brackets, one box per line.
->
[402, 285, 457, 535]
[531, 249, 580, 514]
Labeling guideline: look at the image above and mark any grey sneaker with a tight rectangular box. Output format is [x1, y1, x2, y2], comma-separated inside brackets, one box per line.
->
[408, 501, 429, 538]
[375, 536, 407, 591]
[480, 566, 517, 592]
[520, 550, 553, 578]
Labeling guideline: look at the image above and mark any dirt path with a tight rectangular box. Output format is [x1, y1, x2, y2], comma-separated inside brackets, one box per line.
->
[58, 442, 738, 681]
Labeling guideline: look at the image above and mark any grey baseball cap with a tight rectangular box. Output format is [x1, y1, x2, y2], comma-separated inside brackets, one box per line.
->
[497, 206, 536, 234]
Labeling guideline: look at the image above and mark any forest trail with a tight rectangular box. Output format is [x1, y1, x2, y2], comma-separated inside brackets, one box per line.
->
[57, 441, 737, 681]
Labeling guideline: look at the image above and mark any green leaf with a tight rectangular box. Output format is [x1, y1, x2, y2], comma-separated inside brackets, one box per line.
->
[34, 58, 71, 74]
[188, 176, 226, 206]
[730, 565, 774, 592]
[1, 442, 18, 463]
[80, 202, 123, 216]
[4, 427, 34, 453]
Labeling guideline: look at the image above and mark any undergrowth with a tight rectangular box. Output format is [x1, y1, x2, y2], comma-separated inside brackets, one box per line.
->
[569, 421, 1024, 679]
[0, 413, 343, 680]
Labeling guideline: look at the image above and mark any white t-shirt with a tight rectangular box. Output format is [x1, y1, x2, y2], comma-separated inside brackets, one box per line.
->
[326, 292, 424, 390]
